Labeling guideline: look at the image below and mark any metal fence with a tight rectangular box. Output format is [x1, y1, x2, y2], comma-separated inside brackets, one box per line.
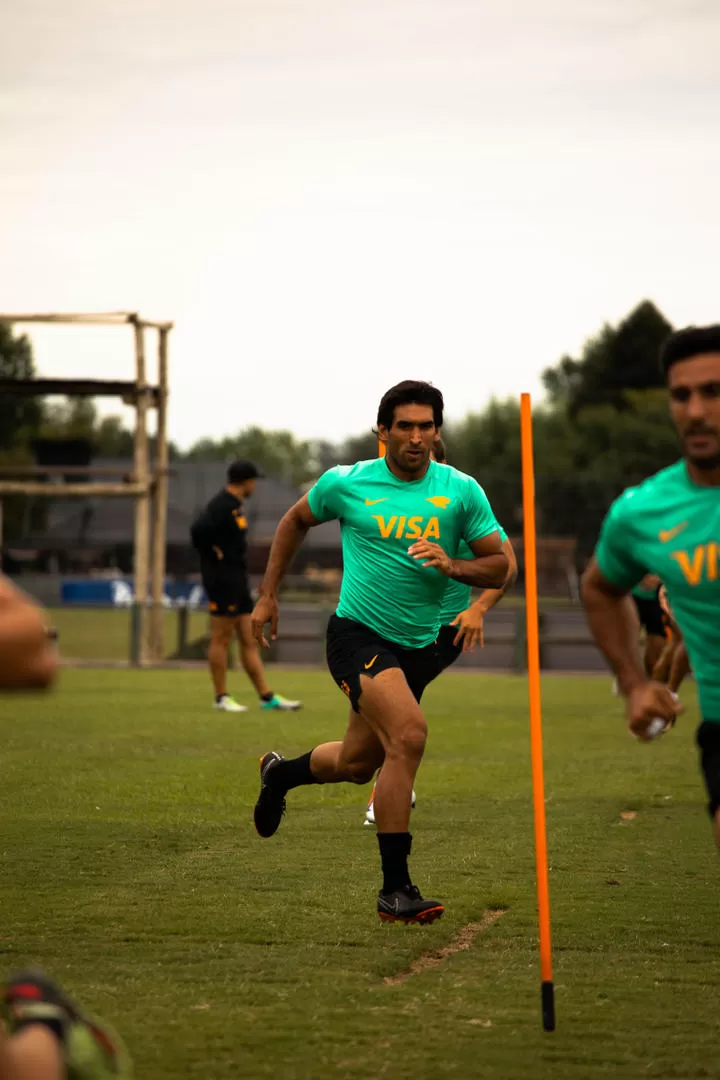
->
[39, 600, 607, 672]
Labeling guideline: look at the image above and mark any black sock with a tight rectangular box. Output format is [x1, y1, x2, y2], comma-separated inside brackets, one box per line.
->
[377, 832, 412, 893]
[216, 694, 226, 703]
[271, 751, 322, 792]
[260, 691, 274, 702]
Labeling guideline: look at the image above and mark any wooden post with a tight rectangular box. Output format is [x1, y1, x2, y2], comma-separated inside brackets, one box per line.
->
[514, 606, 527, 673]
[150, 326, 170, 662]
[132, 319, 151, 666]
[176, 605, 189, 657]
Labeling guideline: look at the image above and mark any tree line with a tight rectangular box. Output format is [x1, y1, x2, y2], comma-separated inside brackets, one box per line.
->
[1, 300, 680, 553]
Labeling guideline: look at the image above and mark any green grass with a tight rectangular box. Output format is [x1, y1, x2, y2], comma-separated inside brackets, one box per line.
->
[45, 608, 211, 661]
[44, 600, 574, 662]
[0, 670, 717, 1078]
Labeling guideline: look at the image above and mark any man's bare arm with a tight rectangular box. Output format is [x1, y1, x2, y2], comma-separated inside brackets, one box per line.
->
[409, 531, 508, 589]
[258, 495, 322, 598]
[0, 577, 58, 690]
[581, 557, 682, 736]
[470, 537, 518, 614]
[252, 495, 323, 645]
[449, 538, 518, 651]
[580, 558, 647, 696]
[452, 532, 509, 588]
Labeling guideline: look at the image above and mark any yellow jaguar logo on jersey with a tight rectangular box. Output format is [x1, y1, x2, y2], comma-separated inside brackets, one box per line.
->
[426, 496, 450, 508]
[372, 514, 441, 540]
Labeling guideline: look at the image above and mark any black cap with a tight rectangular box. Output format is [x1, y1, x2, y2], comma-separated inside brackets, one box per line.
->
[227, 459, 264, 484]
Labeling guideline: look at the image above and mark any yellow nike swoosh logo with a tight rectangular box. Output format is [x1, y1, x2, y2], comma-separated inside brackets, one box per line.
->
[365, 498, 387, 505]
[659, 521, 689, 543]
[364, 654, 379, 670]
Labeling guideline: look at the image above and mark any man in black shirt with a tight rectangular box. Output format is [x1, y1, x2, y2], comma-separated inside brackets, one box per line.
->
[191, 460, 302, 713]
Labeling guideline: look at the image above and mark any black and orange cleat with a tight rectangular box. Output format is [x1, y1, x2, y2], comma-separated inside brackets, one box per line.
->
[377, 884, 445, 925]
[2, 967, 132, 1078]
[253, 751, 287, 838]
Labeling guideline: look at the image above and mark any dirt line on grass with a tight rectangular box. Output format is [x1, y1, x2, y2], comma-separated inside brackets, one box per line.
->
[383, 908, 507, 986]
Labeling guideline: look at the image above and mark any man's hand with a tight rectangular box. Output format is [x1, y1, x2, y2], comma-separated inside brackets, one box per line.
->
[651, 639, 677, 684]
[626, 680, 683, 741]
[408, 540, 453, 575]
[449, 604, 486, 651]
[251, 594, 280, 648]
[668, 642, 691, 694]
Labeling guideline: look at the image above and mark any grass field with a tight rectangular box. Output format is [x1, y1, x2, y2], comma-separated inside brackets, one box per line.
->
[0, 669, 717, 1079]
[44, 607, 211, 662]
[43, 600, 574, 663]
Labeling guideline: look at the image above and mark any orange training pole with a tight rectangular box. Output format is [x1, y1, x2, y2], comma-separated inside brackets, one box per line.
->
[520, 392, 556, 1032]
[378, 440, 386, 457]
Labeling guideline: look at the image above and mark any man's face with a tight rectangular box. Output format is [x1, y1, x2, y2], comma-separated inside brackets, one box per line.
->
[668, 353, 720, 469]
[228, 478, 257, 499]
[379, 403, 438, 475]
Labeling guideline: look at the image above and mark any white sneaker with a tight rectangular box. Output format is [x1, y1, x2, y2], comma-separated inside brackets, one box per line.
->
[214, 695, 248, 713]
[363, 787, 416, 826]
[261, 694, 303, 712]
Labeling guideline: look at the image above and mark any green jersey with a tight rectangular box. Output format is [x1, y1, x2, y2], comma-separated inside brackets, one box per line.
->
[307, 457, 501, 648]
[594, 460, 720, 719]
[438, 527, 508, 625]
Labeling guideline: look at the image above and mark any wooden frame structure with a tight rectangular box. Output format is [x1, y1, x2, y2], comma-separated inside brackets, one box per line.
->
[0, 311, 172, 665]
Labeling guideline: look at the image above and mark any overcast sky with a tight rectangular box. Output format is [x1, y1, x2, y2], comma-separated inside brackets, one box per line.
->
[3, 0, 719, 447]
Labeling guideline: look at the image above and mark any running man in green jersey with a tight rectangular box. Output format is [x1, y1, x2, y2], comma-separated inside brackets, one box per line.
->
[582, 325, 720, 845]
[251, 381, 508, 923]
[363, 436, 518, 825]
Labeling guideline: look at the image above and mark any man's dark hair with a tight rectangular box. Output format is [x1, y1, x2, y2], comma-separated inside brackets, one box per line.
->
[432, 436, 447, 462]
[226, 459, 262, 484]
[660, 325, 720, 376]
[376, 380, 444, 430]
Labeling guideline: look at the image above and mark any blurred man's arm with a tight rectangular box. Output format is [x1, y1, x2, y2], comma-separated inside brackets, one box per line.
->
[0, 577, 58, 690]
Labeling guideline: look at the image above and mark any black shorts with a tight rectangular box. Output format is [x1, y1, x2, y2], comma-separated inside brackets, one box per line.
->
[325, 614, 441, 712]
[696, 720, 720, 817]
[632, 593, 668, 638]
[435, 624, 463, 673]
[202, 570, 253, 617]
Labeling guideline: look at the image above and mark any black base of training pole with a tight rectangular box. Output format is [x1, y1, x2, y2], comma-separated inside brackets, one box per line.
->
[541, 981, 555, 1031]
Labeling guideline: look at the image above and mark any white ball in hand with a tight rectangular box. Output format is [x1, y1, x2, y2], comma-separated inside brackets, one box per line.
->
[632, 694, 678, 741]
[644, 717, 667, 740]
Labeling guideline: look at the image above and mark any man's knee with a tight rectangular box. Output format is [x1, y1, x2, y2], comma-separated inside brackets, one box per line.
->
[238, 635, 259, 660]
[210, 622, 234, 647]
[386, 714, 428, 761]
[345, 760, 378, 785]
